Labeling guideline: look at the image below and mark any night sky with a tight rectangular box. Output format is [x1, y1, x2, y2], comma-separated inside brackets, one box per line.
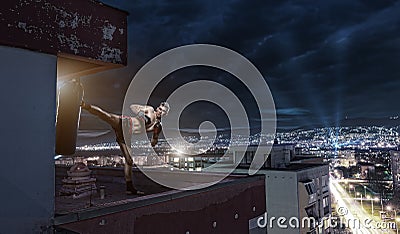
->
[81, 0, 400, 132]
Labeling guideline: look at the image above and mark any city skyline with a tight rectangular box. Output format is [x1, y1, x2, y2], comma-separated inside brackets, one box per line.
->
[1, 0, 399, 232]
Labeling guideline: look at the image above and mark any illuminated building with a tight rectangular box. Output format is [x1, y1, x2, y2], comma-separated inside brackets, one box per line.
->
[391, 151, 400, 198]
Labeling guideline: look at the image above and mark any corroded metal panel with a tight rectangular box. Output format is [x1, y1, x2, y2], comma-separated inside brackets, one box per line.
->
[0, 0, 128, 65]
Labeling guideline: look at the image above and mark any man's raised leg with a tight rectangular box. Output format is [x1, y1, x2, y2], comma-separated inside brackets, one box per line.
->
[81, 102, 120, 129]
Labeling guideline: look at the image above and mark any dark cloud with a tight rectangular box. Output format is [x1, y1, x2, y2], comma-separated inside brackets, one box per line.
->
[84, 0, 400, 131]
[277, 108, 310, 116]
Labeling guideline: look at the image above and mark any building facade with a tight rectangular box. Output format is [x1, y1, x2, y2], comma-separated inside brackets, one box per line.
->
[231, 144, 331, 233]
[263, 164, 331, 234]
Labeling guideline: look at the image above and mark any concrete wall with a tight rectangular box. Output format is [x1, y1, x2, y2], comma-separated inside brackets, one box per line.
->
[0, 46, 57, 233]
[298, 182, 315, 234]
[297, 165, 330, 234]
[264, 170, 299, 234]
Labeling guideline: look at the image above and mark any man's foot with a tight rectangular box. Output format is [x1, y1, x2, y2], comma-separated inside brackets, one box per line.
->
[126, 189, 145, 196]
[126, 181, 145, 196]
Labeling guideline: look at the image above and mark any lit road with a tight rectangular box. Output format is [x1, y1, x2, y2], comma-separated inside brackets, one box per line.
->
[335, 178, 392, 184]
[330, 179, 395, 234]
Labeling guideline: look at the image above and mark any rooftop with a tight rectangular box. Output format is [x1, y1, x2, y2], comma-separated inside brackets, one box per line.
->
[55, 165, 263, 223]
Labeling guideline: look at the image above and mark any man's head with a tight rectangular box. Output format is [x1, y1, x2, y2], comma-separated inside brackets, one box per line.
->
[155, 102, 170, 118]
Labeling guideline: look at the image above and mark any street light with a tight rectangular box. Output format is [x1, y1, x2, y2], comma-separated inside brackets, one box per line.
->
[388, 206, 398, 234]
[397, 218, 400, 234]
[364, 185, 367, 197]
[357, 192, 363, 209]
[367, 196, 379, 217]
[349, 184, 353, 194]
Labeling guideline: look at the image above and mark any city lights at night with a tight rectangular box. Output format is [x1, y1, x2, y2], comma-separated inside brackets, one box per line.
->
[1, 0, 400, 233]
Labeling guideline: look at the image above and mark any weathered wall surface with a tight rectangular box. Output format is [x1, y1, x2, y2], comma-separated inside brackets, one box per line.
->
[0, 45, 57, 233]
[0, 0, 128, 65]
[0, 2, 128, 232]
[56, 176, 266, 234]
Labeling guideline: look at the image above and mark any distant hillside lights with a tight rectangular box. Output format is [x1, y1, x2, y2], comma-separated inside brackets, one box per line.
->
[276, 126, 399, 152]
[75, 125, 399, 154]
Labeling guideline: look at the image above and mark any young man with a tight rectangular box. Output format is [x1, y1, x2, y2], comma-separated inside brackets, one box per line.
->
[81, 101, 170, 195]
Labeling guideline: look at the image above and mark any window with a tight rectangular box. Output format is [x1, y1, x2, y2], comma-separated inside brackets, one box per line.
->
[305, 205, 318, 219]
[323, 196, 329, 208]
[322, 175, 329, 187]
[305, 182, 316, 195]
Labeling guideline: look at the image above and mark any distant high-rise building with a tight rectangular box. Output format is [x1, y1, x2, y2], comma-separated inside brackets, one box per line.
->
[391, 151, 400, 198]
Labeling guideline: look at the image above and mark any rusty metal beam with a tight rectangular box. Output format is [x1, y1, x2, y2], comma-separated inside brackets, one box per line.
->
[0, 0, 128, 65]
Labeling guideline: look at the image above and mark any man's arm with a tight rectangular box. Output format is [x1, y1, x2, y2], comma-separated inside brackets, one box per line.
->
[130, 104, 154, 125]
[151, 122, 162, 147]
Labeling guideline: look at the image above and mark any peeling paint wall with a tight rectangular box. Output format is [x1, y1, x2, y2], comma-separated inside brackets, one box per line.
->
[0, 0, 128, 65]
